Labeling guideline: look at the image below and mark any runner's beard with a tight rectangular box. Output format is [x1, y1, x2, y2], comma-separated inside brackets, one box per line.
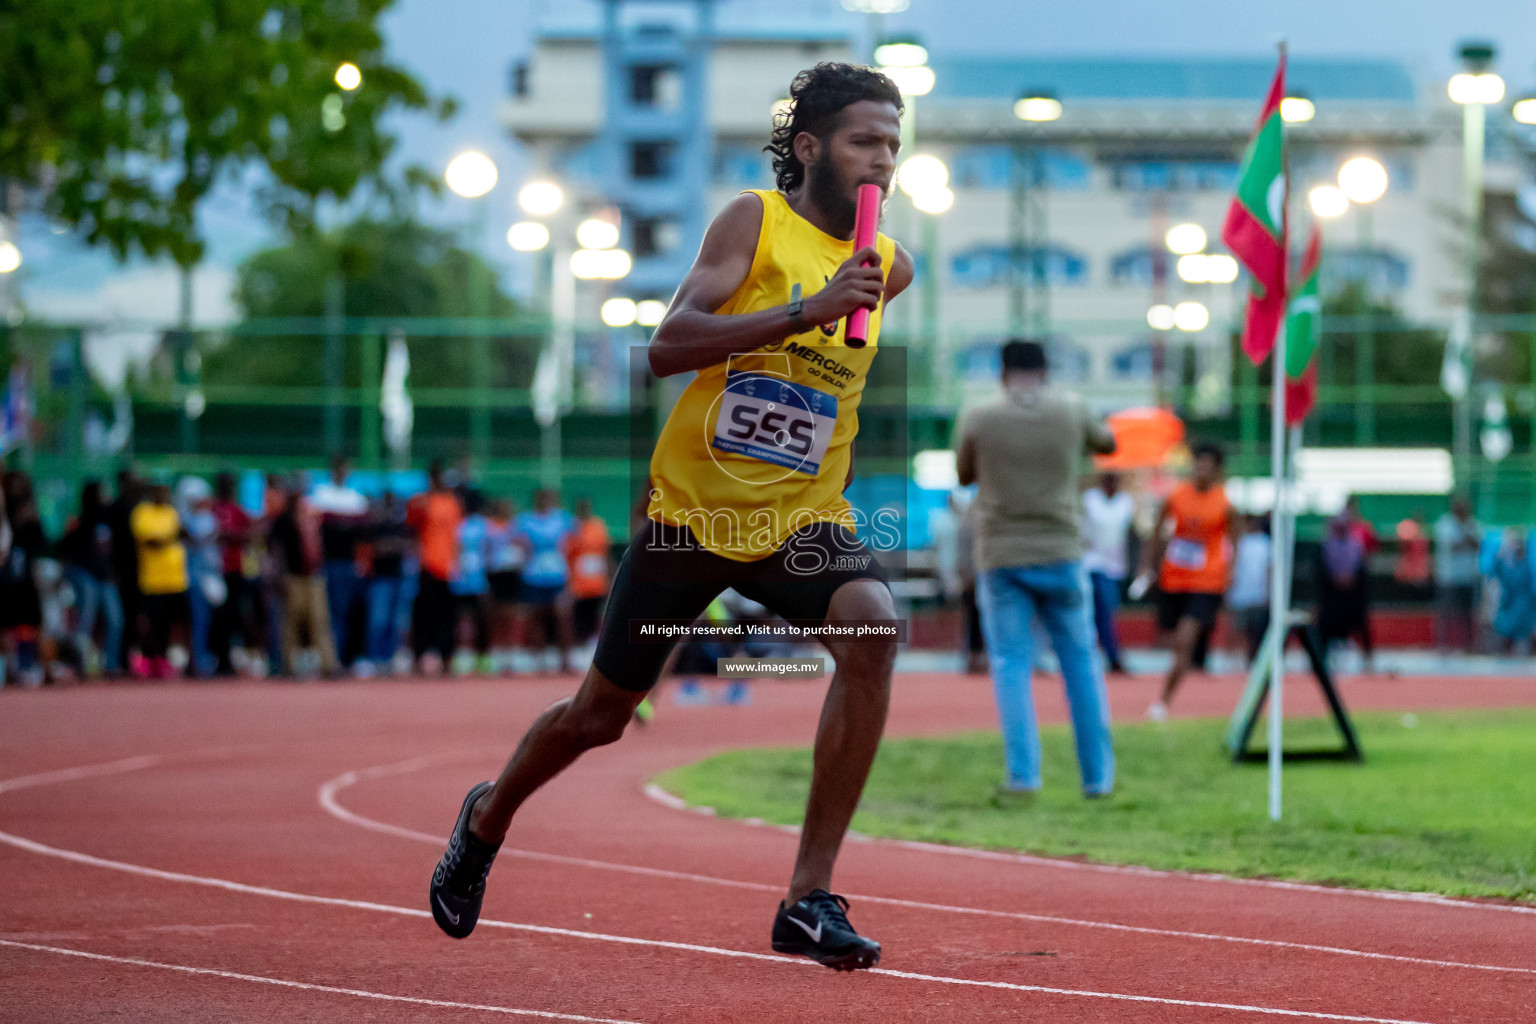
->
[808, 158, 857, 238]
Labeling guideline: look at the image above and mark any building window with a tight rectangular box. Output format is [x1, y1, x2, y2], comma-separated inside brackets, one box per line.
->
[1109, 246, 1172, 287]
[1111, 341, 1156, 380]
[629, 64, 680, 109]
[630, 141, 673, 180]
[1322, 246, 1410, 293]
[631, 218, 682, 259]
[964, 337, 1090, 383]
[950, 146, 1089, 190]
[1108, 159, 1238, 192]
[510, 61, 529, 98]
[712, 144, 769, 187]
[950, 243, 1087, 288]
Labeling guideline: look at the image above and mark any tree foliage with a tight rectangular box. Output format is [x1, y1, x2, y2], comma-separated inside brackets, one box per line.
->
[0, 0, 452, 267]
[201, 217, 538, 389]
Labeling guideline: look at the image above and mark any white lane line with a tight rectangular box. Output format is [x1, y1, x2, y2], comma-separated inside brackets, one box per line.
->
[0, 825, 1450, 1024]
[0, 939, 646, 1023]
[0, 756, 164, 794]
[643, 783, 1536, 917]
[320, 759, 1536, 978]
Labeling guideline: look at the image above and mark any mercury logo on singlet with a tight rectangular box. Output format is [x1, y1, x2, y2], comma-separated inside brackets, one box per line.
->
[783, 341, 858, 386]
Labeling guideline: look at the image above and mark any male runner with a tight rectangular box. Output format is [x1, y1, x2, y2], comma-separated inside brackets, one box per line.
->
[430, 62, 912, 971]
[1139, 442, 1241, 720]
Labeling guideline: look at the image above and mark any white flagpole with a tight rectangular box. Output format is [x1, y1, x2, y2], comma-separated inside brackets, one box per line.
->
[1268, 39, 1291, 824]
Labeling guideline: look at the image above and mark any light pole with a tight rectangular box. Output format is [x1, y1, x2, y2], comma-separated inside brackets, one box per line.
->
[877, 37, 932, 348]
[1011, 90, 1061, 338]
[1449, 41, 1504, 496]
[445, 150, 500, 472]
[1337, 155, 1388, 445]
[898, 153, 952, 403]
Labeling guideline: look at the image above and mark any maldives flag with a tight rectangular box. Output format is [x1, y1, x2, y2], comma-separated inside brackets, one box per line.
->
[1222, 56, 1288, 364]
[1283, 224, 1323, 425]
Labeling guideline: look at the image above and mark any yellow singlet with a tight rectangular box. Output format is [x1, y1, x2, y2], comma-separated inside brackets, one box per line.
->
[647, 188, 896, 561]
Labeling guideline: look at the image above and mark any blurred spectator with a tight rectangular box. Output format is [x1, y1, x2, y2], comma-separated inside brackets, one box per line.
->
[1317, 512, 1373, 673]
[1433, 496, 1482, 654]
[310, 455, 371, 669]
[59, 480, 124, 676]
[1081, 471, 1135, 675]
[451, 490, 493, 674]
[932, 491, 986, 675]
[1394, 510, 1432, 594]
[176, 476, 222, 677]
[954, 339, 1117, 797]
[1490, 529, 1536, 653]
[566, 497, 612, 647]
[1226, 514, 1271, 665]
[407, 461, 463, 673]
[130, 477, 190, 680]
[268, 479, 339, 676]
[259, 472, 289, 674]
[486, 498, 525, 672]
[209, 471, 256, 675]
[364, 491, 414, 672]
[107, 469, 142, 670]
[516, 489, 576, 674]
[1, 472, 47, 685]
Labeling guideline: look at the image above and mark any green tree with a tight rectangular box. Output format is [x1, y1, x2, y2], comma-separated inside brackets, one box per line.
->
[1318, 282, 1448, 387]
[204, 217, 539, 389]
[0, 0, 451, 272]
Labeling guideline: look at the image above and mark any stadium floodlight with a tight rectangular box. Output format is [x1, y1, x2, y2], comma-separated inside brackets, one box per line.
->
[1308, 184, 1350, 219]
[0, 241, 20, 273]
[445, 151, 498, 198]
[1280, 95, 1315, 123]
[576, 217, 620, 250]
[874, 38, 927, 68]
[570, 248, 631, 280]
[1513, 97, 1536, 125]
[507, 222, 550, 251]
[1204, 254, 1240, 283]
[1146, 304, 1176, 331]
[601, 297, 638, 327]
[1176, 254, 1210, 284]
[1173, 301, 1209, 332]
[1449, 73, 1505, 105]
[1013, 90, 1062, 122]
[1165, 222, 1207, 255]
[335, 62, 362, 91]
[841, 0, 909, 13]
[898, 154, 948, 197]
[1338, 156, 1388, 204]
[518, 181, 564, 216]
[770, 96, 792, 122]
[882, 65, 935, 97]
[636, 299, 668, 327]
[912, 186, 954, 214]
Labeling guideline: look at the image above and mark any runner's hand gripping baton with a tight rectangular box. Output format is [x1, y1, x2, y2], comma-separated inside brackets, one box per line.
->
[844, 183, 882, 348]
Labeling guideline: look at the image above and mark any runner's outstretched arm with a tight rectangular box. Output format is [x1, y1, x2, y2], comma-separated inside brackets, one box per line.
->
[649, 193, 912, 378]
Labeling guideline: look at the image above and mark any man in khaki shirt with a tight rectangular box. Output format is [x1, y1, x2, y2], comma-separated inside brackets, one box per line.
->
[955, 340, 1117, 797]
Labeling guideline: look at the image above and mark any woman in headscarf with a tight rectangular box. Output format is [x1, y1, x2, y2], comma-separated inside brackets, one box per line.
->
[175, 476, 223, 678]
[1316, 511, 1373, 673]
[1491, 529, 1536, 653]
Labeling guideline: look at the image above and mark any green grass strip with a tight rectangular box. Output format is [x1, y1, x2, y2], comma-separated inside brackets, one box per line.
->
[656, 709, 1536, 901]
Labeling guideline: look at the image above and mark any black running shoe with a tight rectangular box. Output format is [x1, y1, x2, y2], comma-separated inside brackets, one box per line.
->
[429, 781, 500, 939]
[771, 890, 881, 970]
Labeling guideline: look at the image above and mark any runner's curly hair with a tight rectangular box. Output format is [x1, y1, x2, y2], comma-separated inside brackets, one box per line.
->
[766, 63, 903, 193]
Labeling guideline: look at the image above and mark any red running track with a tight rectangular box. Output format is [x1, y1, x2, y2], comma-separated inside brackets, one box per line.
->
[2, 670, 1534, 1022]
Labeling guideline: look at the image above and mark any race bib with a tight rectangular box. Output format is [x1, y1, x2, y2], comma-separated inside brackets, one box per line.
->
[712, 370, 838, 476]
[1166, 538, 1207, 571]
[576, 553, 606, 577]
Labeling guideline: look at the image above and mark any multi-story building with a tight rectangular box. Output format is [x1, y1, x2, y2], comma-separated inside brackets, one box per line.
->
[502, 5, 1513, 410]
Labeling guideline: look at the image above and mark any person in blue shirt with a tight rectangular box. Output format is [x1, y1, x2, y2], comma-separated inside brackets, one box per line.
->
[451, 491, 493, 674]
[514, 489, 576, 674]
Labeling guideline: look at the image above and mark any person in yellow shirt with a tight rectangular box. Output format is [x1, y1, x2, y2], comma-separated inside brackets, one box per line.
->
[130, 479, 190, 679]
[430, 63, 911, 969]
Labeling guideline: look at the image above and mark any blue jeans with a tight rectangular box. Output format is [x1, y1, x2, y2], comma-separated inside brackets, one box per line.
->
[367, 575, 406, 664]
[1088, 571, 1124, 667]
[324, 560, 362, 665]
[187, 578, 215, 677]
[66, 568, 124, 674]
[976, 561, 1115, 794]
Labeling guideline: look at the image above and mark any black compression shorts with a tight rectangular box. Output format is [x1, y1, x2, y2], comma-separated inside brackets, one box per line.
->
[591, 518, 889, 692]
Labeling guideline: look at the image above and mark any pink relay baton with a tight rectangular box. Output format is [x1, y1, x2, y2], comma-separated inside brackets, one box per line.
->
[844, 183, 882, 348]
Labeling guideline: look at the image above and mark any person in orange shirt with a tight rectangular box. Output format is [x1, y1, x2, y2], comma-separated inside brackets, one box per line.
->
[565, 498, 612, 646]
[407, 461, 464, 674]
[1138, 442, 1241, 720]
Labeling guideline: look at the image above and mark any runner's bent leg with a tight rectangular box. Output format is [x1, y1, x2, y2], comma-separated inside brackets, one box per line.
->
[786, 578, 896, 904]
[1158, 615, 1203, 706]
